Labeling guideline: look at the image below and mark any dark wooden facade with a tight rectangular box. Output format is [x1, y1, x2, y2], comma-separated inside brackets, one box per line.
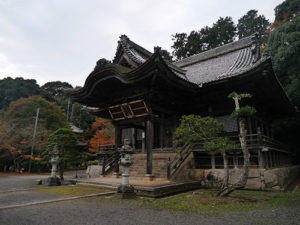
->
[66, 34, 295, 176]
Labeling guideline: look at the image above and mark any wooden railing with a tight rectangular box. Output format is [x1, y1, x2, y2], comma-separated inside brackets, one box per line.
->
[260, 135, 289, 152]
[96, 146, 118, 175]
[192, 133, 289, 152]
[167, 144, 192, 180]
[167, 133, 289, 179]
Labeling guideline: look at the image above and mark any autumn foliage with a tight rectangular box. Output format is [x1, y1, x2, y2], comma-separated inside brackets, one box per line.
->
[88, 118, 115, 152]
[0, 96, 68, 170]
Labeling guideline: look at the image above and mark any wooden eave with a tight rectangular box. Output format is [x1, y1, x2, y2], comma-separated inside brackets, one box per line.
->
[65, 51, 198, 108]
[197, 58, 295, 116]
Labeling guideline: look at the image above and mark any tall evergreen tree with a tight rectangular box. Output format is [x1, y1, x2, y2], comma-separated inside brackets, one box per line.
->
[171, 17, 236, 60]
[266, 15, 300, 107]
[209, 17, 236, 48]
[171, 33, 188, 60]
[273, 0, 300, 26]
[237, 10, 270, 44]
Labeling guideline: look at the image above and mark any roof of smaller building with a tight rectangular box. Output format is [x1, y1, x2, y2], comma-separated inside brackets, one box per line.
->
[71, 124, 84, 134]
[173, 34, 261, 85]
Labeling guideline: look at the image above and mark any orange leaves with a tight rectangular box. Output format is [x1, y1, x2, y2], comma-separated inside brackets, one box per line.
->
[91, 118, 111, 131]
[22, 155, 43, 160]
[88, 118, 115, 152]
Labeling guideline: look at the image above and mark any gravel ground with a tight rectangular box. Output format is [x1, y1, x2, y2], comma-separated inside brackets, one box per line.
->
[0, 175, 47, 192]
[0, 171, 86, 192]
[0, 197, 299, 225]
[0, 190, 61, 208]
[1, 173, 299, 225]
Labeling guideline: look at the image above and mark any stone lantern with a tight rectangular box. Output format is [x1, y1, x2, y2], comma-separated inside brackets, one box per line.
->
[47, 145, 61, 186]
[115, 139, 136, 198]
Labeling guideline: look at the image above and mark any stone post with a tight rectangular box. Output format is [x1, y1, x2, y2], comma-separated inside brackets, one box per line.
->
[47, 145, 61, 186]
[115, 139, 136, 199]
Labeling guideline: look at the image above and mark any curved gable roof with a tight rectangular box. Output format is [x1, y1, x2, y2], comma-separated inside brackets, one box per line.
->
[113, 35, 152, 66]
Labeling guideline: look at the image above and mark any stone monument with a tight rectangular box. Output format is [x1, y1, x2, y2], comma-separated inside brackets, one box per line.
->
[115, 139, 136, 198]
[47, 145, 61, 186]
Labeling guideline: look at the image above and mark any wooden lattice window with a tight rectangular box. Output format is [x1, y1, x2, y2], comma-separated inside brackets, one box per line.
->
[108, 100, 149, 120]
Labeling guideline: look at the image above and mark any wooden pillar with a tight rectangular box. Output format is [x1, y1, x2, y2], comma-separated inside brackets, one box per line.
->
[113, 124, 121, 173]
[267, 152, 272, 168]
[159, 114, 164, 149]
[275, 151, 279, 167]
[258, 150, 264, 168]
[233, 153, 238, 168]
[269, 151, 274, 168]
[172, 115, 177, 149]
[146, 119, 154, 175]
[247, 117, 253, 134]
[263, 152, 268, 169]
[142, 122, 146, 153]
[211, 154, 215, 169]
[131, 128, 136, 149]
[272, 151, 276, 167]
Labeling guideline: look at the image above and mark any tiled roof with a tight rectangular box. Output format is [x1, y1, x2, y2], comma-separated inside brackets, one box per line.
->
[172, 34, 261, 85]
[112, 34, 262, 86]
[112, 35, 189, 81]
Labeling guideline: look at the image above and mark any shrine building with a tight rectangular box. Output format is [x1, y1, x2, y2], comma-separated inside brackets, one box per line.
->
[66, 34, 296, 189]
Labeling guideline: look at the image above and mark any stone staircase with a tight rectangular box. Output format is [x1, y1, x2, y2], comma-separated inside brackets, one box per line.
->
[116, 153, 176, 179]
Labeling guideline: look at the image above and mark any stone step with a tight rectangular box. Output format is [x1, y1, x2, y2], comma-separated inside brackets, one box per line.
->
[107, 153, 176, 179]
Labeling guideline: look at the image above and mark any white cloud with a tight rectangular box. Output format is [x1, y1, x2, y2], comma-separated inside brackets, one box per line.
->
[0, 53, 24, 77]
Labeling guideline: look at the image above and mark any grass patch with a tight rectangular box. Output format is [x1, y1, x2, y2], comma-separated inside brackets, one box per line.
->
[95, 187, 300, 215]
[39, 185, 112, 196]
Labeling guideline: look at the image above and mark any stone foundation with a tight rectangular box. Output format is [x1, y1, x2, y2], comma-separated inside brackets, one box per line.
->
[196, 166, 299, 190]
[172, 156, 299, 191]
[122, 153, 176, 179]
[86, 165, 102, 178]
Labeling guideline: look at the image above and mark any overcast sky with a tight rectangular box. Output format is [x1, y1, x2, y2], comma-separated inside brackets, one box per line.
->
[0, 0, 283, 87]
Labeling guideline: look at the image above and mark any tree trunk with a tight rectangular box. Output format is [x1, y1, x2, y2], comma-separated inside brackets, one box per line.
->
[223, 152, 229, 187]
[217, 117, 250, 197]
[216, 152, 229, 196]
